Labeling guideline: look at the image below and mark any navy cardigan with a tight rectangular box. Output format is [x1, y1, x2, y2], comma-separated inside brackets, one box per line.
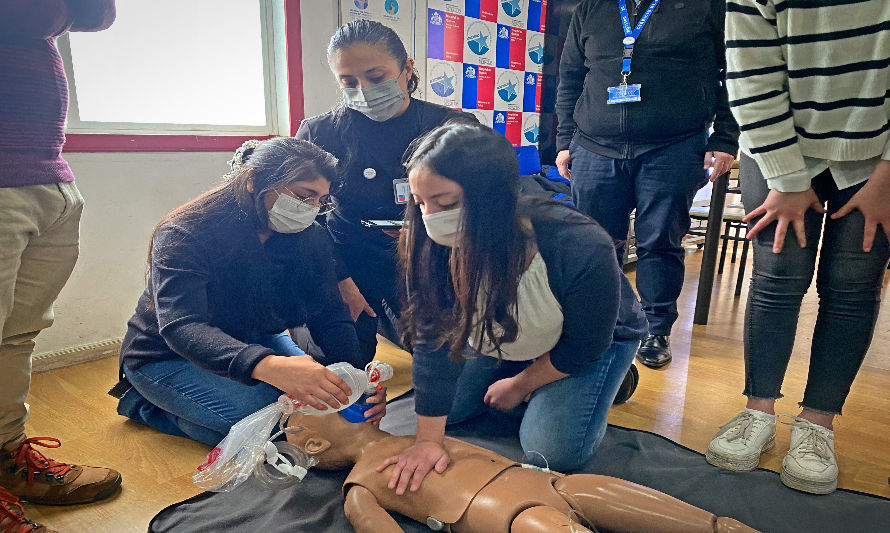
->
[412, 200, 648, 417]
[120, 195, 361, 385]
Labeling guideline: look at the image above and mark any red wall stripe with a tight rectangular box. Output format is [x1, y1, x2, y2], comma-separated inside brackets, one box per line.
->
[285, 0, 305, 136]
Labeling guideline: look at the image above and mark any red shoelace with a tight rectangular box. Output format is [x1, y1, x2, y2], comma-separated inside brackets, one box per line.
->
[10, 438, 74, 487]
[0, 486, 39, 533]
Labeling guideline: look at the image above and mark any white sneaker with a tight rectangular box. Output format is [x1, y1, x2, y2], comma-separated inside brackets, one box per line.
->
[780, 415, 838, 494]
[706, 409, 777, 471]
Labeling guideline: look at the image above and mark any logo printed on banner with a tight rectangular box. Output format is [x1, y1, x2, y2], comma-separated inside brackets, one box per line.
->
[499, 0, 527, 28]
[497, 73, 520, 103]
[385, 0, 399, 15]
[354, 0, 368, 9]
[495, 68, 523, 110]
[463, 63, 495, 109]
[430, 63, 457, 98]
[493, 111, 522, 146]
[466, 21, 492, 55]
[523, 114, 540, 144]
[527, 33, 544, 65]
[496, 24, 511, 69]
[523, 71, 540, 112]
[501, 0, 522, 17]
[428, 10, 446, 60]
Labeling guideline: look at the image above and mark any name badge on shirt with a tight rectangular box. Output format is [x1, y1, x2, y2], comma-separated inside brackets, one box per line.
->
[393, 178, 410, 204]
[607, 84, 642, 104]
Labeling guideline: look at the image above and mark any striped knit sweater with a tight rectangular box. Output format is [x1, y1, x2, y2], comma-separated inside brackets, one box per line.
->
[725, 0, 890, 181]
[0, 1, 116, 188]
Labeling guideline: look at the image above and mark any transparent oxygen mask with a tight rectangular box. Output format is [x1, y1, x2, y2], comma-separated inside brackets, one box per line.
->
[193, 361, 392, 492]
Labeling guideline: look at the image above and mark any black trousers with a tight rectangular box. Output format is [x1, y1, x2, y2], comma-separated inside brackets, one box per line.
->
[339, 240, 404, 364]
[739, 153, 890, 414]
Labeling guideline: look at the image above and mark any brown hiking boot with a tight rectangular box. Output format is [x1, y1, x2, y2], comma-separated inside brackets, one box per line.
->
[0, 437, 121, 506]
[0, 486, 56, 533]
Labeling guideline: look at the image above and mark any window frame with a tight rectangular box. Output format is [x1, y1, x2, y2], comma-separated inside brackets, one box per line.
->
[61, 0, 304, 152]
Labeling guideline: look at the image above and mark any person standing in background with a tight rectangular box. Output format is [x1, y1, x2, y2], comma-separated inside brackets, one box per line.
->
[554, 0, 739, 369]
[296, 20, 472, 364]
[0, 1, 122, 530]
[708, 0, 890, 495]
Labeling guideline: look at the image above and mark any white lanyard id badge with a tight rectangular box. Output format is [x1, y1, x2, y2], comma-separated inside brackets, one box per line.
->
[393, 178, 410, 204]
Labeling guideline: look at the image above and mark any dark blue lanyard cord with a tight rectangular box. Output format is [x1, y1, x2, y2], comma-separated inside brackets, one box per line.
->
[619, 0, 660, 79]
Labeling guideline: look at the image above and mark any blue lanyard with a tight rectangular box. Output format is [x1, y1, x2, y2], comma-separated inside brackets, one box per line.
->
[618, 0, 660, 78]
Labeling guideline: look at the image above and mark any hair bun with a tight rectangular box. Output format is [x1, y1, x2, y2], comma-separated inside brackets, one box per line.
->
[227, 139, 264, 172]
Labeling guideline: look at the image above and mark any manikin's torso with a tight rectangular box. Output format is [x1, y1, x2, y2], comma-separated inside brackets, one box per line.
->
[344, 436, 572, 532]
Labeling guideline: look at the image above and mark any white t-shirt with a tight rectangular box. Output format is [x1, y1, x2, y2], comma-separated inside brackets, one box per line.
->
[470, 252, 564, 361]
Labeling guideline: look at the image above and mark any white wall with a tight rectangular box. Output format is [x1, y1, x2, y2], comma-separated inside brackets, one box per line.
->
[37, 1, 416, 356]
[300, 0, 342, 117]
[35, 153, 229, 354]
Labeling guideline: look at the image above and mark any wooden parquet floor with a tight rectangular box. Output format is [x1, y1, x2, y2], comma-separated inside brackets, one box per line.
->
[19, 249, 890, 532]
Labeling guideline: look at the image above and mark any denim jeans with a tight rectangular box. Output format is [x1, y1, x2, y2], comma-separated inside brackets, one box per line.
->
[446, 339, 639, 472]
[739, 153, 890, 414]
[569, 135, 708, 335]
[117, 332, 305, 446]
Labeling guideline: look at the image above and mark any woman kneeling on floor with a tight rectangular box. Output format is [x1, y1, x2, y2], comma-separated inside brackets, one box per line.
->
[115, 138, 385, 446]
[379, 122, 648, 494]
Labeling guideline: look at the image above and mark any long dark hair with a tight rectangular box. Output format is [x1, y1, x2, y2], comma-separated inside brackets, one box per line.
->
[400, 123, 530, 360]
[144, 138, 339, 308]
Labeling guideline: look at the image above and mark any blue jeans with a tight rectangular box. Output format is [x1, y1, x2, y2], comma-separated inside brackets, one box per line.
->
[570, 135, 708, 335]
[739, 154, 890, 414]
[446, 340, 639, 472]
[117, 332, 305, 446]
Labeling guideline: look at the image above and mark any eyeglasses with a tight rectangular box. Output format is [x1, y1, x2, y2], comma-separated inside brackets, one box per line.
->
[282, 189, 337, 215]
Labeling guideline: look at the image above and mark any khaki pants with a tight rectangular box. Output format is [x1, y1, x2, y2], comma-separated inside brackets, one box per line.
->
[0, 182, 83, 445]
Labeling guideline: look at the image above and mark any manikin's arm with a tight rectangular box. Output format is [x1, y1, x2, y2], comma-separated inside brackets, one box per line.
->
[344, 485, 403, 533]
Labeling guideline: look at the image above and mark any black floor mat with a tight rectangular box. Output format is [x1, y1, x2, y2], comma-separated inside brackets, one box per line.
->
[149, 396, 890, 533]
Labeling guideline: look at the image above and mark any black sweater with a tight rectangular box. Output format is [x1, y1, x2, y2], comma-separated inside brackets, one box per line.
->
[412, 201, 648, 417]
[295, 99, 470, 279]
[555, 0, 739, 158]
[120, 196, 360, 385]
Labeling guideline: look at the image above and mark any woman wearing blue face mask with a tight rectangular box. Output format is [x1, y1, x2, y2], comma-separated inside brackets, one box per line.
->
[295, 20, 473, 364]
[114, 138, 386, 446]
[378, 123, 648, 494]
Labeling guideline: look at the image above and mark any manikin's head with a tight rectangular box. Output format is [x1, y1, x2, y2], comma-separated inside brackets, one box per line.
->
[285, 412, 385, 471]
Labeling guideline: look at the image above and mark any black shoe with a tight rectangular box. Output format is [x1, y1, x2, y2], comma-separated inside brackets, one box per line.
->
[636, 334, 672, 368]
[612, 363, 639, 405]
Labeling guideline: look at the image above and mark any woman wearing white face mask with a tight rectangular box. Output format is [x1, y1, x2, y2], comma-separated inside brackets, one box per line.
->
[114, 138, 386, 446]
[295, 20, 474, 365]
[376, 123, 648, 494]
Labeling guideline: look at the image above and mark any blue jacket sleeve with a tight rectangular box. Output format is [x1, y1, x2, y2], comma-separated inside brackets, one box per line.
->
[150, 225, 273, 385]
[411, 336, 465, 418]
